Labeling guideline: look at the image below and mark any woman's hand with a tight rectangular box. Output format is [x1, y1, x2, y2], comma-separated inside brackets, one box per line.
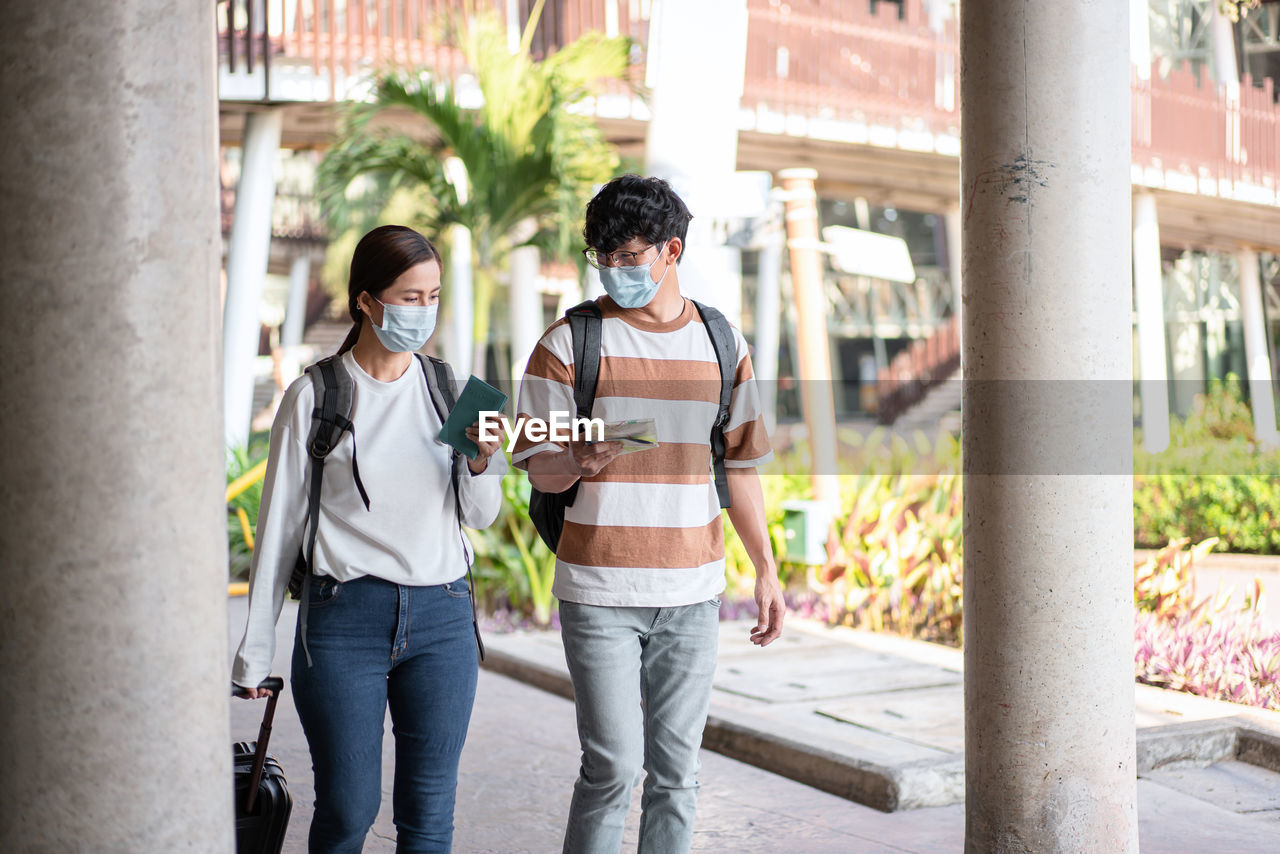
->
[466, 421, 502, 473]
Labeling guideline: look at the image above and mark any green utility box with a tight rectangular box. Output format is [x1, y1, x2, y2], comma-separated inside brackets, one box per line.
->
[781, 500, 831, 565]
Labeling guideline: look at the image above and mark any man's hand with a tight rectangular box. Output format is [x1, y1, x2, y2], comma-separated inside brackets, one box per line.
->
[526, 440, 622, 492]
[749, 567, 785, 646]
[725, 467, 786, 646]
[568, 439, 623, 478]
[465, 421, 502, 473]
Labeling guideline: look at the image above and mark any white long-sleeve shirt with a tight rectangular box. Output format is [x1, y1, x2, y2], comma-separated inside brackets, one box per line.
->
[232, 351, 507, 688]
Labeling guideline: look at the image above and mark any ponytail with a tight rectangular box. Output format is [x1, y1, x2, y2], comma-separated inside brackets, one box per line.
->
[336, 320, 361, 355]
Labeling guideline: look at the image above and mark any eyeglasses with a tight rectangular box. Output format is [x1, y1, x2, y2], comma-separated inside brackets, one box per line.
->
[582, 244, 659, 270]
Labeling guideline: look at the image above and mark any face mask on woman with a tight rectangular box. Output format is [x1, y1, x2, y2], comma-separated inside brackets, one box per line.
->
[370, 297, 438, 352]
[598, 242, 671, 309]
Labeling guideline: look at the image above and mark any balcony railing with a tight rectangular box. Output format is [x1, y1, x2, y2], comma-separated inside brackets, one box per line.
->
[218, 0, 1280, 202]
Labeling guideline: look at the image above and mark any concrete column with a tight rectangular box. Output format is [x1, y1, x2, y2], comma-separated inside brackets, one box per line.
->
[1210, 3, 1242, 99]
[754, 227, 785, 435]
[449, 224, 474, 377]
[0, 3, 231, 852]
[944, 203, 963, 352]
[509, 244, 543, 385]
[582, 264, 604, 301]
[644, 0, 748, 323]
[1238, 249, 1280, 448]
[281, 253, 311, 349]
[779, 168, 840, 511]
[445, 157, 474, 377]
[1134, 192, 1171, 453]
[223, 108, 283, 448]
[961, 2, 1137, 852]
[1130, 0, 1152, 80]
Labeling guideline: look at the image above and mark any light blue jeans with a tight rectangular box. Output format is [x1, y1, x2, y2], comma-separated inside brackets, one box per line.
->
[559, 599, 721, 854]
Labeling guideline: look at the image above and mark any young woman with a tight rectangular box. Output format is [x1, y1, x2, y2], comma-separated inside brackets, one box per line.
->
[232, 224, 506, 853]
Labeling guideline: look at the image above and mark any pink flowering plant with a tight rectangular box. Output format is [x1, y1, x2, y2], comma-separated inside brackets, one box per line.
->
[1133, 537, 1279, 710]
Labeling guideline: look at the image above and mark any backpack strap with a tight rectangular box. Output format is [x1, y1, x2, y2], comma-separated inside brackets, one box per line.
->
[551, 300, 603, 514]
[417, 353, 486, 662]
[692, 300, 736, 509]
[294, 355, 366, 667]
[565, 300, 603, 420]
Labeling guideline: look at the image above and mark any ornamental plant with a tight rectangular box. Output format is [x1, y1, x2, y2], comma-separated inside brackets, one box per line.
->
[469, 461, 558, 626]
[1135, 612, 1280, 710]
[1133, 536, 1277, 710]
[767, 431, 965, 644]
[812, 469, 964, 645]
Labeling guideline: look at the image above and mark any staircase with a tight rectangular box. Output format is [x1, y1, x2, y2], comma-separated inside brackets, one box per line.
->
[875, 317, 960, 430]
[248, 318, 352, 431]
[892, 377, 961, 436]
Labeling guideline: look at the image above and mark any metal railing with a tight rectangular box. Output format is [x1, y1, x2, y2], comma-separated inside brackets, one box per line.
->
[217, 1, 1280, 201]
[875, 316, 960, 425]
[1133, 65, 1279, 197]
[742, 0, 959, 137]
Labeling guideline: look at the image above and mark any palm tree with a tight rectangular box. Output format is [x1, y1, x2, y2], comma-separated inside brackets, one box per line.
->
[318, 0, 633, 376]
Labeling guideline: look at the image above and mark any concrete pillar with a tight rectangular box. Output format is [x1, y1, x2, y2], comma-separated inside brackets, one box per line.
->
[509, 244, 542, 385]
[1238, 249, 1280, 448]
[281, 253, 311, 350]
[1134, 192, 1171, 453]
[0, 3, 232, 852]
[754, 226, 785, 435]
[944, 203, 963, 352]
[779, 168, 840, 511]
[445, 157, 474, 377]
[1210, 3, 1242, 99]
[1130, 0, 1152, 80]
[223, 108, 283, 448]
[582, 264, 604, 301]
[448, 224, 475, 377]
[644, 0, 748, 324]
[961, 2, 1138, 852]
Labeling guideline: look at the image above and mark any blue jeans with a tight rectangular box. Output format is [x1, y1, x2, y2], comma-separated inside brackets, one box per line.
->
[291, 574, 478, 854]
[559, 599, 721, 854]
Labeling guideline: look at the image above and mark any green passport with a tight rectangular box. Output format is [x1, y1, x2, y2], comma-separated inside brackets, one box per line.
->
[436, 375, 508, 460]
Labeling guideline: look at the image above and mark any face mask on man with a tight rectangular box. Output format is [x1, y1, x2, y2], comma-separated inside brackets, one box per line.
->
[369, 296, 438, 352]
[598, 242, 671, 309]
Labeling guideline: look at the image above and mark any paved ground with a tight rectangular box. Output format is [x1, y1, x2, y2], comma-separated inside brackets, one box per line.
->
[1191, 552, 1280, 629]
[230, 597, 1280, 852]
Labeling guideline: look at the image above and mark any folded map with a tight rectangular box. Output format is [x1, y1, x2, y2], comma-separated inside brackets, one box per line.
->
[593, 418, 658, 455]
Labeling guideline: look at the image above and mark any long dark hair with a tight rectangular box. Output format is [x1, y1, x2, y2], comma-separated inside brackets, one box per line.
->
[337, 225, 442, 354]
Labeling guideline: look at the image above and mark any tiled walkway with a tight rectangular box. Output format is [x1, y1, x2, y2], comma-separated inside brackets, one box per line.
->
[230, 597, 1280, 852]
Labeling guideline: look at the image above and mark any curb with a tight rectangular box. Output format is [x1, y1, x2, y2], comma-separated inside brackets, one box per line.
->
[482, 633, 1280, 814]
[481, 643, 942, 813]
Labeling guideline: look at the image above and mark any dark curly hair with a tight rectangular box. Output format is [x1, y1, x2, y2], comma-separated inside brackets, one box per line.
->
[583, 174, 693, 263]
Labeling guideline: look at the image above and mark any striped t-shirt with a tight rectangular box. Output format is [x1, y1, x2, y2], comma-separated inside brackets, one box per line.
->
[512, 295, 773, 607]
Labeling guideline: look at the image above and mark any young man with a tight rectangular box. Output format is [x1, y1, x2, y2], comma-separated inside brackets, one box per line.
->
[512, 174, 784, 854]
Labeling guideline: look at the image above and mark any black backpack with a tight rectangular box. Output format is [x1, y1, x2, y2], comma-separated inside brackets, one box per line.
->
[528, 299, 737, 552]
[286, 352, 485, 664]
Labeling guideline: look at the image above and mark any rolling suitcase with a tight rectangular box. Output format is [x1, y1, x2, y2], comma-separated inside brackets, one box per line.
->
[232, 677, 293, 854]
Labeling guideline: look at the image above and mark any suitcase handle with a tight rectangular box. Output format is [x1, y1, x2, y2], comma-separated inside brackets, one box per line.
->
[232, 677, 284, 815]
[231, 677, 284, 698]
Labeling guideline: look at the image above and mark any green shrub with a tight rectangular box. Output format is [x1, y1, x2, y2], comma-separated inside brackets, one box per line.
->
[469, 461, 558, 625]
[1135, 376, 1280, 554]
